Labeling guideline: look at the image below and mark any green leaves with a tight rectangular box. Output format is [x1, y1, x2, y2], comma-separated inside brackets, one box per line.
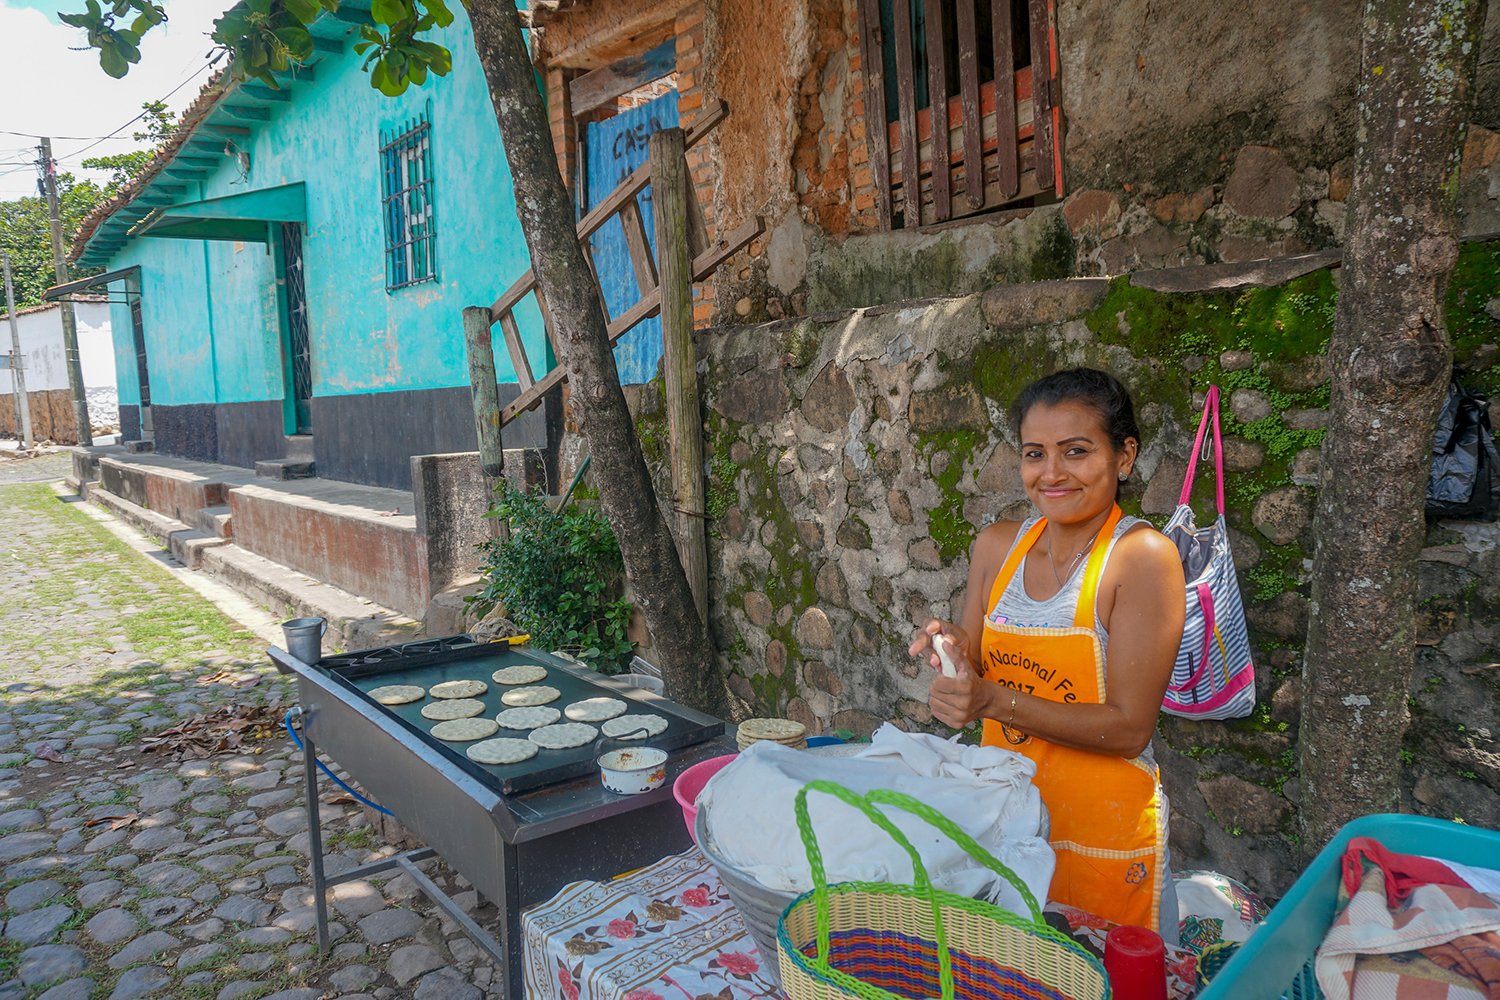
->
[472, 483, 637, 675]
[63, 0, 453, 96]
[370, 0, 411, 26]
[355, 0, 456, 96]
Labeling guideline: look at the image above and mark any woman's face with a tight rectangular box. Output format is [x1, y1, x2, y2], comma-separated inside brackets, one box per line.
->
[1018, 400, 1137, 525]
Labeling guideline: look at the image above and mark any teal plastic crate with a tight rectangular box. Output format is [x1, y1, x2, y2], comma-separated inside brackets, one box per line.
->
[1199, 813, 1500, 1000]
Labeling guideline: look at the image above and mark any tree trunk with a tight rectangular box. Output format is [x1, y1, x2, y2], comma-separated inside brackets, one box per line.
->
[465, 1, 726, 716]
[1299, 0, 1488, 848]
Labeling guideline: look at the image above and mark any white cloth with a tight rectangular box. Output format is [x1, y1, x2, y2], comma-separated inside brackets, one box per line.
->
[1432, 858, 1500, 903]
[700, 724, 1055, 919]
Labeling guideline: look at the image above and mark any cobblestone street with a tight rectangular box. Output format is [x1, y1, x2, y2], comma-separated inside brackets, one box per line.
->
[0, 474, 504, 999]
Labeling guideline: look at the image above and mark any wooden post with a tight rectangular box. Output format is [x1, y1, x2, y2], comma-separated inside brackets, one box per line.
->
[462, 306, 507, 538]
[649, 128, 709, 624]
[463, 306, 505, 478]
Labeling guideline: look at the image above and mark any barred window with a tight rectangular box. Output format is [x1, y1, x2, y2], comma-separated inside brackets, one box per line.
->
[380, 113, 437, 290]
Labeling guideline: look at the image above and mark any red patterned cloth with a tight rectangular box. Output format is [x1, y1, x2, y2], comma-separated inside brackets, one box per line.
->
[1342, 837, 1472, 909]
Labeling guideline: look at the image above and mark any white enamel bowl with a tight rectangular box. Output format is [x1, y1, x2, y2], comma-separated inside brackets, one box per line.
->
[598, 747, 669, 794]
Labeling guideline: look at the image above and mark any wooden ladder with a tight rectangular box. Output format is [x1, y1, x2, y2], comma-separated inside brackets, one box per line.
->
[484, 100, 763, 429]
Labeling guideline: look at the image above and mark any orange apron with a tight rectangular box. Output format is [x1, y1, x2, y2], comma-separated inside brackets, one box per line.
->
[979, 505, 1166, 930]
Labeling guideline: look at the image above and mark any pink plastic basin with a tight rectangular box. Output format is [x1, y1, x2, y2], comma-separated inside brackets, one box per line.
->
[672, 753, 737, 844]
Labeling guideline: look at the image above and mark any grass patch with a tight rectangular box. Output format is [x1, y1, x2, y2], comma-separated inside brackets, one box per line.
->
[0, 484, 265, 702]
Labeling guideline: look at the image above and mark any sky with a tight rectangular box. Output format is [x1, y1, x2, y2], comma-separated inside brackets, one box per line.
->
[0, 0, 226, 201]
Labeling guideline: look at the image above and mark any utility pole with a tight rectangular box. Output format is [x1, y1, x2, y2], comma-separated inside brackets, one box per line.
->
[37, 138, 92, 446]
[2, 254, 34, 448]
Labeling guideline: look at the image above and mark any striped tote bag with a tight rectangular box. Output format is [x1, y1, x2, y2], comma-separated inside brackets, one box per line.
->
[1161, 385, 1257, 720]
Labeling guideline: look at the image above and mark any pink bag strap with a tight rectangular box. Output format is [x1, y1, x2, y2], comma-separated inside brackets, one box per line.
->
[1177, 385, 1226, 513]
[1167, 583, 1217, 692]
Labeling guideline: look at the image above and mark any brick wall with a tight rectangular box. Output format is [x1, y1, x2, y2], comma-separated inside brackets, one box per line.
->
[545, 67, 579, 195]
[674, 3, 718, 328]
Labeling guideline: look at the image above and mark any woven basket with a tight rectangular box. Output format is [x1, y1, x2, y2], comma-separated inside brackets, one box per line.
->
[778, 781, 1110, 1000]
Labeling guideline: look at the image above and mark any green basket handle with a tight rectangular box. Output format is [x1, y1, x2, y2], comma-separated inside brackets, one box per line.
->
[794, 781, 1052, 1000]
[795, 780, 956, 1000]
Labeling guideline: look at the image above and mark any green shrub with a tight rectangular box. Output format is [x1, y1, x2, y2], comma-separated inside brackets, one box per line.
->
[471, 482, 635, 674]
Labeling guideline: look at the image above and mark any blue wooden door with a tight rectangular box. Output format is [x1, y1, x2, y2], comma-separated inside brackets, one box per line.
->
[582, 92, 678, 385]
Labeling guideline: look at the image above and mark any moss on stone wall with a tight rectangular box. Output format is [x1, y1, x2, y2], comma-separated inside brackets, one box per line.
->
[1086, 270, 1338, 362]
[915, 428, 985, 562]
[1448, 240, 1500, 395]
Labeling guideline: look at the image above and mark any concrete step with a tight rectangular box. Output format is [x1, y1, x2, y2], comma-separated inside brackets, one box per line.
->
[168, 529, 229, 570]
[255, 458, 316, 480]
[88, 481, 185, 546]
[82, 478, 419, 652]
[285, 435, 315, 461]
[198, 544, 421, 652]
[197, 504, 233, 539]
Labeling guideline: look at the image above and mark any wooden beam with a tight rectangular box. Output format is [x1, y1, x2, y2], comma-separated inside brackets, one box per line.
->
[1028, 0, 1055, 191]
[271, 64, 316, 83]
[488, 101, 728, 323]
[617, 197, 659, 295]
[499, 215, 764, 428]
[924, 0, 951, 221]
[221, 105, 271, 121]
[538, 2, 680, 68]
[569, 38, 675, 116]
[242, 85, 291, 102]
[991, 0, 1019, 198]
[199, 123, 253, 136]
[462, 306, 505, 480]
[683, 153, 709, 258]
[311, 36, 344, 54]
[857, 0, 894, 229]
[650, 128, 708, 622]
[328, 5, 374, 26]
[955, 0, 984, 210]
[892, 0, 921, 226]
[498, 311, 536, 392]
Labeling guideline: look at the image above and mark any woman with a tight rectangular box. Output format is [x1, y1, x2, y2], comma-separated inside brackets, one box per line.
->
[909, 368, 1185, 939]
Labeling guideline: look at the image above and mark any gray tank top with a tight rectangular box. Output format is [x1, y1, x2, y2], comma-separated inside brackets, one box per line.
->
[989, 513, 1150, 659]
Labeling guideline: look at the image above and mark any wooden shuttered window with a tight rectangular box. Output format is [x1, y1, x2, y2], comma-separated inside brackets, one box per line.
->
[857, 0, 1062, 230]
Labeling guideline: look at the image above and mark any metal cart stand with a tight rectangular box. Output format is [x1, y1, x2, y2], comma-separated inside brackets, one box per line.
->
[268, 642, 731, 999]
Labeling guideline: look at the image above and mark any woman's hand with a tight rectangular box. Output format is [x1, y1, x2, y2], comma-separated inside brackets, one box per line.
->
[928, 665, 1001, 729]
[907, 618, 973, 674]
[910, 619, 993, 728]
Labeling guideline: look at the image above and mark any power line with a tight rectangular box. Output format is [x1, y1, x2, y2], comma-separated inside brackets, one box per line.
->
[1, 52, 220, 165]
[55, 57, 219, 163]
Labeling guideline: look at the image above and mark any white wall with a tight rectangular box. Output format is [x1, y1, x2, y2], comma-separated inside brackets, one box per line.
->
[0, 301, 115, 393]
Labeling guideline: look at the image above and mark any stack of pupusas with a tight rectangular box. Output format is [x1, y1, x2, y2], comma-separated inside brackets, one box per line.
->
[736, 717, 807, 752]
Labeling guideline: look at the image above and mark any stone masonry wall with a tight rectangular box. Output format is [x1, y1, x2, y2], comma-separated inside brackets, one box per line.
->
[649, 241, 1500, 896]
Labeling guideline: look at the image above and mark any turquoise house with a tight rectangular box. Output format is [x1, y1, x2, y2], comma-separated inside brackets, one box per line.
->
[70, 7, 549, 490]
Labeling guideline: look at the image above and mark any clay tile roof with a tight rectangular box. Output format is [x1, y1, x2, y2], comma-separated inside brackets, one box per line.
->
[68, 68, 235, 264]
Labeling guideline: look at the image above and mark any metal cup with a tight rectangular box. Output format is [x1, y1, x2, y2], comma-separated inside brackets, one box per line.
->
[282, 617, 328, 664]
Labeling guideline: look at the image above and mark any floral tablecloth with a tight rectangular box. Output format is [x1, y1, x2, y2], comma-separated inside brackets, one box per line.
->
[522, 848, 1250, 999]
[521, 847, 781, 1000]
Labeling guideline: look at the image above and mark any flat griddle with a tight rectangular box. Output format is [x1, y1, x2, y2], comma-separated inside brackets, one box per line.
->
[318, 639, 721, 795]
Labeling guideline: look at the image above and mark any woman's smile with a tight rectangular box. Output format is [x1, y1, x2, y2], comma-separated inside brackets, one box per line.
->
[1019, 400, 1135, 524]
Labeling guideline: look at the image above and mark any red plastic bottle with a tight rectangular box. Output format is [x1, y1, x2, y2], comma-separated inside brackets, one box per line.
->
[1103, 925, 1168, 1000]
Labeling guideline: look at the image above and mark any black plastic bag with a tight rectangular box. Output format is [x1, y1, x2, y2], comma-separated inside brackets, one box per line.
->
[1426, 379, 1500, 521]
